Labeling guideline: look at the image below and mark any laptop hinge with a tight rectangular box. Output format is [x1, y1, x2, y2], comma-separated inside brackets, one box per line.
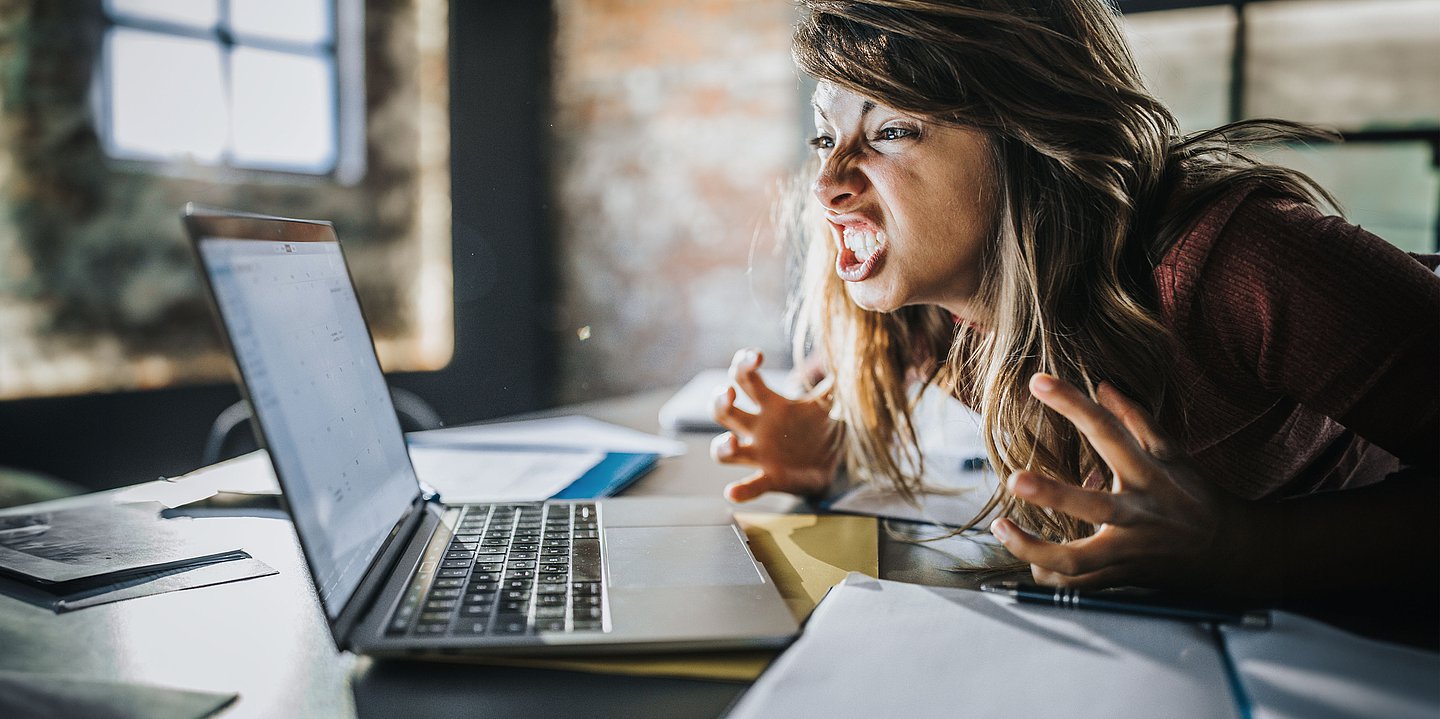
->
[330, 495, 438, 648]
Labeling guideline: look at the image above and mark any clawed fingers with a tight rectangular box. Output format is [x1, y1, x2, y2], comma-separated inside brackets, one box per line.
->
[1029, 563, 1135, 590]
[1008, 471, 1130, 527]
[725, 471, 780, 503]
[709, 432, 759, 466]
[711, 385, 758, 434]
[730, 347, 782, 407]
[1096, 382, 1179, 461]
[1029, 374, 1157, 489]
[990, 518, 1127, 580]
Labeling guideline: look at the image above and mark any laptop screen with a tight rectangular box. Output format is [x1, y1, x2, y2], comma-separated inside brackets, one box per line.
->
[197, 235, 419, 619]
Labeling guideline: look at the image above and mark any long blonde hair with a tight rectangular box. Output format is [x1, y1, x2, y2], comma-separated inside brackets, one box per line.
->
[790, 0, 1335, 542]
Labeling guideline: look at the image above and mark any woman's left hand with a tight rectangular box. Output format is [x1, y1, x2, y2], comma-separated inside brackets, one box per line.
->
[989, 373, 1244, 590]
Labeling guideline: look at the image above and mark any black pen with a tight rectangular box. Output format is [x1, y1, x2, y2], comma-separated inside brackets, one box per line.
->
[980, 581, 1271, 628]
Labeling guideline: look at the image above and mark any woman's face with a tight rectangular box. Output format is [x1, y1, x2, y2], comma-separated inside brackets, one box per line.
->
[810, 82, 997, 319]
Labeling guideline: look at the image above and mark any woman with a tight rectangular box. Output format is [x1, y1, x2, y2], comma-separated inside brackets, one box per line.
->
[711, 0, 1439, 598]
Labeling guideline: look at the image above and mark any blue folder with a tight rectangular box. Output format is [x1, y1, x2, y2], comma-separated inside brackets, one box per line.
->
[548, 452, 659, 500]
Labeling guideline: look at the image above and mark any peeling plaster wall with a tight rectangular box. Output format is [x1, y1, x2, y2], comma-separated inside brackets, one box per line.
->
[550, 0, 803, 403]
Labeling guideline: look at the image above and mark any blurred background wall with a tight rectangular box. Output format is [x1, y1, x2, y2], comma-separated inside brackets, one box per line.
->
[548, 0, 799, 404]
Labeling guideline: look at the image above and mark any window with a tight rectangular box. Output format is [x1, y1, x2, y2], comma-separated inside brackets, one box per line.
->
[1123, 0, 1440, 252]
[97, 0, 362, 179]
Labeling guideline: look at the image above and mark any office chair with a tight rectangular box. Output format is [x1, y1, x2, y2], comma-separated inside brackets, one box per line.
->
[200, 387, 443, 467]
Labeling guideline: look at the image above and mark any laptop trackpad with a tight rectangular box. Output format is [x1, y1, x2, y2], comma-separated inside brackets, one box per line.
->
[606, 526, 763, 588]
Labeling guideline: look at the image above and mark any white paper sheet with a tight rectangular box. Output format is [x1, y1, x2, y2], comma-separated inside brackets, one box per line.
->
[406, 415, 686, 457]
[407, 447, 603, 503]
[729, 573, 1240, 719]
[121, 442, 607, 508]
[1221, 610, 1440, 719]
[829, 388, 1000, 527]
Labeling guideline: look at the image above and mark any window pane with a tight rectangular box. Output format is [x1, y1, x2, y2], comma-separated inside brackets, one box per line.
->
[1260, 141, 1438, 253]
[230, 47, 337, 173]
[1247, 0, 1440, 130]
[1124, 6, 1236, 133]
[105, 0, 220, 29]
[106, 28, 227, 163]
[229, 0, 333, 47]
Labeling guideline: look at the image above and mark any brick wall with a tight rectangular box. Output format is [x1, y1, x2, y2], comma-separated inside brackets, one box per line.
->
[550, 0, 804, 403]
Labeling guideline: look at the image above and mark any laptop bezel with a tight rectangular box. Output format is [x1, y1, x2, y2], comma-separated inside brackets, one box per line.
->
[182, 203, 430, 646]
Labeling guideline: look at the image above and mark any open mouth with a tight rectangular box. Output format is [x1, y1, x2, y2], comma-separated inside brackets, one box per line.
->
[835, 225, 887, 282]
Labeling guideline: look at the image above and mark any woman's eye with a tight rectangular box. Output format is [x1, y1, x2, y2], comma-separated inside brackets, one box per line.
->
[874, 126, 916, 142]
[808, 135, 835, 151]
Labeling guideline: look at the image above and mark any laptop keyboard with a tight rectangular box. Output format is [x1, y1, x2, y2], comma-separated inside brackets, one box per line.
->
[386, 502, 607, 638]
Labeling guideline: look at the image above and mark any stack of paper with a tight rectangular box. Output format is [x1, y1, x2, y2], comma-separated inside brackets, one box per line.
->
[730, 574, 1440, 719]
[730, 573, 1239, 718]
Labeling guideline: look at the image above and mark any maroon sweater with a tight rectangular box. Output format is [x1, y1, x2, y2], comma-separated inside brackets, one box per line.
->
[1153, 187, 1440, 500]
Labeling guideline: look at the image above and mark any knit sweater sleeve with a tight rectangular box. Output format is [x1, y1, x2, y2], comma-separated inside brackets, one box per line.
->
[1161, 191, 1440, 473]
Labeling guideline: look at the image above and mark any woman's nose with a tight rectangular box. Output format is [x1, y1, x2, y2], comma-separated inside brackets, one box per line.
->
[812, 157, 865, 210]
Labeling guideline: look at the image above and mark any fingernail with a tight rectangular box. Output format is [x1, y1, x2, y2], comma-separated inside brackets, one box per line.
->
[990, 519, 1009, 541]
[1008, 473, 1035, 497]
[1032, 373, 1057, 392]
[739, 348, 759, 368]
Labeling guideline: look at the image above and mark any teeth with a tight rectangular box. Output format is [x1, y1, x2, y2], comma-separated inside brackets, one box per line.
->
[842, 228, 883, 263]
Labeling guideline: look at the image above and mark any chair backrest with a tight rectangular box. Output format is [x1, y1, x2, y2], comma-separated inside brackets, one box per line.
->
[200, 387, 442, 467]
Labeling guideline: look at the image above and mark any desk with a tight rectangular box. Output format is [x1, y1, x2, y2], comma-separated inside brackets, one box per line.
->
[0, 389, 998, 719]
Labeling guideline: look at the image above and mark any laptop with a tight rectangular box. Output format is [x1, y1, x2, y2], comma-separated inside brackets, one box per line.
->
[182, 205, 798, 656]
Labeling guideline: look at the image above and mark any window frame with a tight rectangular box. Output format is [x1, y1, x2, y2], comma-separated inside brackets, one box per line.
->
[1120, 0, 1440, 249]
[94, 0, 366, 185]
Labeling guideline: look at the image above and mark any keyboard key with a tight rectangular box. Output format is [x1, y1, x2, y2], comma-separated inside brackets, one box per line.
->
[572, 606, 604, 620]
[536, 619, 568, 632]
[461, 604, 492, 617]
[454, 621, 489, 635]
[504, 569, 536, 580]
[536, 584, 567, 595]
[432, 577, 465, 588]
[537, 594, 566, 606]
[438, 568, 468, 578]
[507, 560, 536, 570]
[500, 600, 530, 613]
[571, 581, 601, 596]
[494, 619, 529, 635]
[428, 588, 462, 599]
[424, 599, 459, 611]
[505, 579, 534, 590]
[572, 620, 604, 632]
[503, 589, 531, 601]
[535, 605, 566, 619]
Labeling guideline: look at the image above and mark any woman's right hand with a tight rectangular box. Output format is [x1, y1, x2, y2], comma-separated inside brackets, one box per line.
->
[710, 348, 842, 502]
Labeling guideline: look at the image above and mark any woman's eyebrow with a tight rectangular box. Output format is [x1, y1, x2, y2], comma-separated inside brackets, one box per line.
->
[811, 101, 878, 121]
